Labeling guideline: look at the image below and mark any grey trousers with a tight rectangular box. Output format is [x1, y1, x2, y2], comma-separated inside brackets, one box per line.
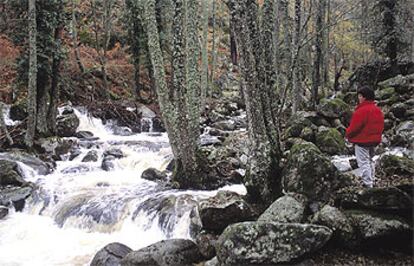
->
[355, 145, 375, 187]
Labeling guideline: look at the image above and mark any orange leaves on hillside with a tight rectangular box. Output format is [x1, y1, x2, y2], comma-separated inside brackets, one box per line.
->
[0, 35, 19, 103]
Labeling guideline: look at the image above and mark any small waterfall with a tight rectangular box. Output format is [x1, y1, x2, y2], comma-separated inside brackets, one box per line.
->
[0, 107, 246, 266]
[2, 104, 21, 126]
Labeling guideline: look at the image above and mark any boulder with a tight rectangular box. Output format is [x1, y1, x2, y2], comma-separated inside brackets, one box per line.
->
[0, 186, 33, 211]
[317, 98, 351, 121]
[284, 111, 315, 139]
[9, 99, 27, 121]
[74, 131, 96, 140]
[212, 120, 236, 131]
[0, 152, 52, 175]
[0, 160, 26, 186]
[345, 210, 412, 250]
[104, 149, 124, 159]
[377, 155, 414, 177]
[258, 194, 307, 223]
[204, 257, 219, 266]
[91, 242, 132, 266]
[82, 150, 99, 162]
[198, 191, 254, 232]
[57, 112, 80, 137]
[0, 206, 8, 219]
[195, 232, 218, 259]
[152, 117, 166, 132]
[282, 141, 350, 202]
[315, 127, 346, 155]
[141, 168, 168, 183]
[216, 222, 332, 265]
[376, 87, 395, 100]
[102, 156, 116, 171]
[390, 103, 408, 119]
[378, 73, 414, 89]
[121, 239, 203, 266]
[335, 187, 413, 213]
[394, 121, 414, 148]
[137, 105, 156, 118]
[310, 205, 355, 246]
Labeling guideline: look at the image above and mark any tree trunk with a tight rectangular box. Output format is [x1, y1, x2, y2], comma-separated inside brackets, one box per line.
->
[228, 0, 281, 204]
[209, 0, 217, 85]
[322, 0, 330, 87]
[25, 0, 37, 147]
[142, 0, 206, 189]
[292, 0, 302, 114]
[201, 0, 210, 112]
[311, 0, 325, 109]
[72, 0, 85, 74]
[229, 21, 238, 66]
[0, 102, 13, 145]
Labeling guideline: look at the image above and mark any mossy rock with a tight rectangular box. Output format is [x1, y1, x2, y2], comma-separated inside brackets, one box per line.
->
[9, 98, 28, 121]
[284, 111, 315, 139]
[317, 98, 351, 119]
[315, 127, 346, 155]
[378, 155, 414, 177]
[376, 87, 395, 100]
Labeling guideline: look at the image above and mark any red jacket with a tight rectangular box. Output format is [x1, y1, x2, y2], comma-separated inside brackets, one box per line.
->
[346, 101, 384, 146]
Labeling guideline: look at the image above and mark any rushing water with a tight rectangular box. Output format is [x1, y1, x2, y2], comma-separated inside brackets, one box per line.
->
[0, 107, 246, 266]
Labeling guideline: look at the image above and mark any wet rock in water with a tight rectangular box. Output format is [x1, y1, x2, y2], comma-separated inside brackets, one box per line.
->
[121, 239, 203, 266]
[60, 105, 74, 115]
[377, 155, 414, 177]
[90, 242, 132, 266]
[82, 150, 99, 163]
[102, 156, 116, 171]
[0, 186, 33, 211]
[57, 112, 80, 137]
[310, 205, 355, 246]
[198, 191, 255, 232]
[204, 257, 219, 266]
[141, 168, 168, 182]
[315, 127, 346, 155]
[0, 206, 9, 219]
[75, 131, 96, 140]
[35, 137, 75, 161]
[258, 194, 307, 223]
[111, 125, 133, 136]
[335, 187, 413, 214]
[152, 117, 165, 132]
[0, 152, 52, 175]
[282, 141, 350, 202]
[69, 148, 82, 161]
[345, 210, 412, 251]
[104, 148, 124, 159]
[216, 222, 332, 265]
[195, 232, 218, 260]
[61, 165, 91, 174]
[0, 160, 26, 186]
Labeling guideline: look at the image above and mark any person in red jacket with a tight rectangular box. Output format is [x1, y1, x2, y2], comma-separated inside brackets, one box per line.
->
[346, 86, 384, 188]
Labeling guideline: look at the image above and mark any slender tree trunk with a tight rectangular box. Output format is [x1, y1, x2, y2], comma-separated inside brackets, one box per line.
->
[229, 21, 238, 66]
[292, 0, 302, 113]
[25, 0, 37, 147]
[322, 0, 330, 87]
[47, 27, 63, 134]
[72, 0, 85, 74]
[311, 0, 325, 109]
[228, 0, 281, 204]
[210, 0, 217, 85]
[201, 0, 210, 112]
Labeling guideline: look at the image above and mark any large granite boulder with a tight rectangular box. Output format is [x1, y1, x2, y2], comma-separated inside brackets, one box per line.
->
[141, 168, 168, 183]
[90, 242, 132, 266]
[315, 127, 346, 155]
[377, 155, 414, 177]
[258, 194, 307, 223]
[82, 150, 99, 162]
[198, 191, 254, 232]
[317, 98, 351, 122]
[35, 138, 76, 161]
[216, 222, 332, 265]
[0, 186, 33, 211]
[121, 239, 203, 266]
[345, 210, 412, 250]
[284, 111, 317, 139]
[282, 141, 350, 202]
[195, 232, 218, 260]
[57, 112, 80, 137]
[310, 205, 355, 246]
[0, 160, 26, 186]
[0, 152, 52, 175]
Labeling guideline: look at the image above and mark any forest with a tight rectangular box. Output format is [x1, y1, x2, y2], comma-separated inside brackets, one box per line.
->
[0, 0, 413, 265]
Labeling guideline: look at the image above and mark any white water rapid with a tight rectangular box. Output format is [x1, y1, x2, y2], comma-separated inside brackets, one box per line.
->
[0, 107, 246, 266]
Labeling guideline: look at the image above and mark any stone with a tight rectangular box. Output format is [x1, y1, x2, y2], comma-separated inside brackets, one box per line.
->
[390, 103, 408, 119]
[198, 191, 254, 232]
[82, 150, 99, 162]
[282, 141, 349, 202]
[137, 105, 156, 118]
[152, 117, 166, 132]
[91, 242, 132, 266]
[212, 120, 236, 131]
[317, 98, 351, 120]
[104, 149, 124, 159]
[394, 121, 414, 148]
[121, 239, 203, 266]
[102, 156, 116, 171]
[204, 257, 219, 266]
[57, 112, 80, 137]
[284, 111, 315, 139]
[335, 187, 413, 213]
[0, 186, 33, 211]
[141, 168, 168, 182]
[378, 73, 414, 89]
[258, 194, 307, 223]
[377, 155, 414, 177]
[310, 205, 355, 246]
[0, 152, 52, 175]
[345, 210, 412, 250]
[74, 131, 95, 139]
[9, 98, 27, 121]
[376, 87, 395, 100]
[0, 206, 8, 219]
[0, 160, 26, 186]
[216, 222, 332, 265]
[195, 232, 218, 259]
[36, 137, 75, 160]
[315, 127, 346, 155]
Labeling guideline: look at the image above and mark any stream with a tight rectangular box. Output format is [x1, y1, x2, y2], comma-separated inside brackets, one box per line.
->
[0, 107, 245, 266]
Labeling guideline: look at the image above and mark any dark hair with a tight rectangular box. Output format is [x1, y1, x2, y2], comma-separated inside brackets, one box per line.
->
[357, 86, 375, 100]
